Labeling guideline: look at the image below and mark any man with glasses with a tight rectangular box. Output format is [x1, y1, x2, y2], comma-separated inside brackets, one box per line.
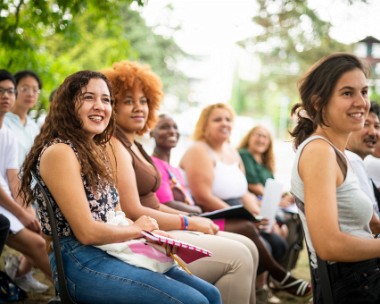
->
[0, 69, 52, 295]
[4, 70, 41, 168]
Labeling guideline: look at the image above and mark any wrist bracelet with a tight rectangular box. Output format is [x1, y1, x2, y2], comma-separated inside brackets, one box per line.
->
[179, 214, 185, 230]
[183, 215, 189, 230]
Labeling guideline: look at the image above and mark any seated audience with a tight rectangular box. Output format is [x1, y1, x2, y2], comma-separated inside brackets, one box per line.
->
[19, 70, 221, 304]
[0, 69, 52, 294]
[4, 69, 48, 293]
[102, 60, 260, 304]
[179, 103, 311, 300]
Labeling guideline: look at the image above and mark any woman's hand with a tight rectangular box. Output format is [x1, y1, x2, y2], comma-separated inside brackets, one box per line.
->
[255, 217, 269, 232]
[188, 216, 219, 235]
[279, 193, 295, 208]
[241, 192, 261, 215]
[133, 215, 159, 232]
[19, 208, 41, 233]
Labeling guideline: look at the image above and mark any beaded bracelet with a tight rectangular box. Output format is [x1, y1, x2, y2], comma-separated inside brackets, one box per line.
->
[183, 215, 189, 230]
[179, 214, 185, 230]
[178, 214, 189, 230]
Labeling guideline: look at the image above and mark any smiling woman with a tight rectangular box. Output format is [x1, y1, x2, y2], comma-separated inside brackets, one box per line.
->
[77, 79, 112, 138]
[290, 53, 380, 304]
[19, 70, 223, 304]
[102, 60, 262, 304]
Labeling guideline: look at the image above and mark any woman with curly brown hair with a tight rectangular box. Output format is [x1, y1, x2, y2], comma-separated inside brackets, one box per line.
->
[19, 70, 221, 304]
[102, 60, 260, 304]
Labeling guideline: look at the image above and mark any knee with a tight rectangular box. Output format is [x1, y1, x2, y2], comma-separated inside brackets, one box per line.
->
[207, 284, 222, 304]
[231, 242, 255, 274]
[31, 234, 48, 254]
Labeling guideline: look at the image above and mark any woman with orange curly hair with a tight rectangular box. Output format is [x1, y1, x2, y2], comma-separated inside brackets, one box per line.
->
[103, 60, 260, 304]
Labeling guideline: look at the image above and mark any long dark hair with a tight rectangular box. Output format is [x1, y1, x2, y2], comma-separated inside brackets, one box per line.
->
[290, 53, 368, 148]
[20, 70, 116, 206]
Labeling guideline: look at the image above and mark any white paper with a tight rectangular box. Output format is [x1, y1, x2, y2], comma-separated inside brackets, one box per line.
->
[260, 178, 283, 232]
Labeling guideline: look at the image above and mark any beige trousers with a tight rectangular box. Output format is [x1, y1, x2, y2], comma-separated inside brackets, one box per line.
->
[169, 230, 258, 304]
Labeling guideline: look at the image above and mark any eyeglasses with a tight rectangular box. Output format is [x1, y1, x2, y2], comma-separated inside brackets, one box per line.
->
[19, 86, 40, 95]
[0, 88, 16, 96]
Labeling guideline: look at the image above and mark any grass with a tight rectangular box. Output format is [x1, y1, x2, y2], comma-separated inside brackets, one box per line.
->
[2, 244, 313, 304]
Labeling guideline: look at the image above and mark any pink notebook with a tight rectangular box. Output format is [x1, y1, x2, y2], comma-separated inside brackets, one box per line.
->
[141, 231, 212, 263]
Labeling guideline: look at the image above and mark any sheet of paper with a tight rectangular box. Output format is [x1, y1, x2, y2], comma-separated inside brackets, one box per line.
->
[260, 178, 283, 232]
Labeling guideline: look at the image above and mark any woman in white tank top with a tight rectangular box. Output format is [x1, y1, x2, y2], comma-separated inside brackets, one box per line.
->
[290, 53, 380, 304]
[180, 103, 311, 300]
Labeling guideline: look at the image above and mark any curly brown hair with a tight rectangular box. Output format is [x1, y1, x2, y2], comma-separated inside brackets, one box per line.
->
[238, 125, 275, 174]
[101, 61, 163, 135]
[20, 70, 116, 207]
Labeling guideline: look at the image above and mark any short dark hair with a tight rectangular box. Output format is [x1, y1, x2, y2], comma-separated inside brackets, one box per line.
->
[370, 101, 380, 117]
[14, 70, 42, 89]
[0, 69, 16, 87]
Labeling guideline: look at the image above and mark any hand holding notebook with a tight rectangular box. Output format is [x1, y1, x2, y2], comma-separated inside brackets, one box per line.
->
[141, 230, 212, 264]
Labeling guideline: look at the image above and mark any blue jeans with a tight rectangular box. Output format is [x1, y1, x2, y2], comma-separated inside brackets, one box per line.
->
[49, 237, 221, 304]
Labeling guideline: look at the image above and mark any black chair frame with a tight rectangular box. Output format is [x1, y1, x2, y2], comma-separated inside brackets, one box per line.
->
[31, 170, 76, 304]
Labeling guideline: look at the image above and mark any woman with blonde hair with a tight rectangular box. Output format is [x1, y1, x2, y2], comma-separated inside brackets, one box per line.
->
[238, 126, 294, 209]
[180, 102, 311, 300]
[238, 126, 275, 193]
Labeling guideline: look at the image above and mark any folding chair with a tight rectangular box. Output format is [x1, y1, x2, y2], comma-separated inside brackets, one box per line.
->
[31, 170, 76, 304]
[293, 197, 334, 304]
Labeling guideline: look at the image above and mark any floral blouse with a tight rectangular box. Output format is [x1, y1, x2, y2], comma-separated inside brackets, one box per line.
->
[34, 138, 119, 237]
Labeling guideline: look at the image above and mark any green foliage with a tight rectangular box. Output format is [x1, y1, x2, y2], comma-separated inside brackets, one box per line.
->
[0, 0, 189, 113]
[236, 0, 356, 135]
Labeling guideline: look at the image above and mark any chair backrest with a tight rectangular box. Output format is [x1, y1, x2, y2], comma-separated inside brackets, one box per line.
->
[293, 197, 334, 304]
[304, 240, 334, 304]
[30, 170, 76, 304]
[316, 256, 334, 304]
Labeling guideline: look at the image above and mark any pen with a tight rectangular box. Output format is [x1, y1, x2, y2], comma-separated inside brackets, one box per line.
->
[170, 253, 192, 275]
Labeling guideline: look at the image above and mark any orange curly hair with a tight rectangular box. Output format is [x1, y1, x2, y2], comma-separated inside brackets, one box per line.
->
[101, 61, 163, 135]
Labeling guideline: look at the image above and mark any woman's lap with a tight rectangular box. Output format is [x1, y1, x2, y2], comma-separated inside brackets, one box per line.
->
[50, 237, 220, 304]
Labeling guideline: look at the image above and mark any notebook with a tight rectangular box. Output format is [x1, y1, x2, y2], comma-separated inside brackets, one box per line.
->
[141, 231, 212, 263]
[200, 204, 263, 222]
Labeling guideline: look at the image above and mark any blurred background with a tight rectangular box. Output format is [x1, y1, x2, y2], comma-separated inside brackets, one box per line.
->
[2, 0, 380, 188]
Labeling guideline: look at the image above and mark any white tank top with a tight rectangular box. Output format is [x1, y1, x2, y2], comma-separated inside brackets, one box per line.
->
[208, 146, 248, 200]
[291, 135, 373, 268]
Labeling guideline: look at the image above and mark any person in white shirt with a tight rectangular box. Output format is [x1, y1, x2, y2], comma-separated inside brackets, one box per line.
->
[4, 70, 41, 167]
[346, 101, 380, 216]
[0, 69, 52, 294]
[364, 130, 380, 189]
